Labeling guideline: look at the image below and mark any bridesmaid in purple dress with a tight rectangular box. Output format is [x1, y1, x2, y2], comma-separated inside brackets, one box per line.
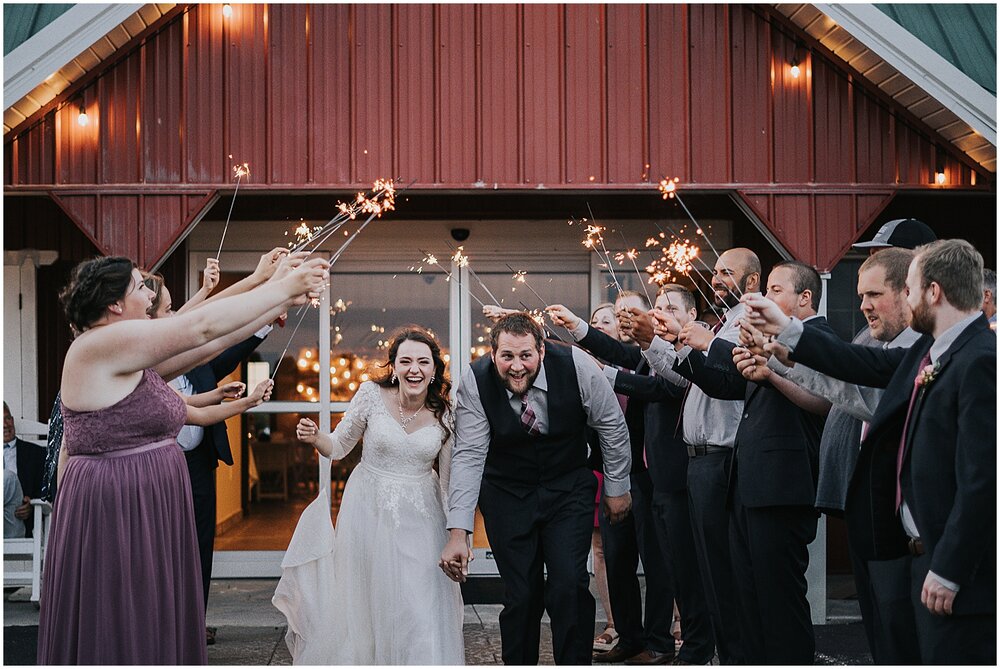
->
[37, 254, 328, 664]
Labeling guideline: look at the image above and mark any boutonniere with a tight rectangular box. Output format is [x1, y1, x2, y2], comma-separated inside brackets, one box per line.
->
[915, 362, 940, 388]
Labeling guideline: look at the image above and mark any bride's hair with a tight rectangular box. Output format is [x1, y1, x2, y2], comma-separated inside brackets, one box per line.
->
[374, 326, 452, 445]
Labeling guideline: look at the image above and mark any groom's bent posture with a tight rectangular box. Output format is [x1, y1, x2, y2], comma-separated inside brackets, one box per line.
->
[442, 313, 632, 665]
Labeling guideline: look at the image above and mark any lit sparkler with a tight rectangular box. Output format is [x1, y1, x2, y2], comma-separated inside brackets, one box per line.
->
[617, 231, 653, 306]
[216, 160, 251, 259]
[507, 265, 549, 308]
[413, 249, 487, 307]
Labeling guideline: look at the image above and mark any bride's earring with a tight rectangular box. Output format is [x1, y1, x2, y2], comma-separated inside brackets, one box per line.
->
[430, 376, 435, 384]
[391, 372, 397, 384]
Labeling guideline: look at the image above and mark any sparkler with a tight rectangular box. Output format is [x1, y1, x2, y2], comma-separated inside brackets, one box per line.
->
[445, 243, 504, 306]
[660, 176, 744, 299]
[506, 264, 550, 308]
[414, 249, 487, 308]
[216, 161, 251, 259]
[582, 206, 627, 299]
[616, 231, 653, 307]
[270, 303, 312, 382]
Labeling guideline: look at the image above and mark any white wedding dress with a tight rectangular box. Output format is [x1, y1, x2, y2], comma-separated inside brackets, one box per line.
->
[273, 381, 465, 665]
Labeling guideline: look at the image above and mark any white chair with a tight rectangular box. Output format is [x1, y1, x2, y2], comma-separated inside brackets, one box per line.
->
[3, 418, 53, 602]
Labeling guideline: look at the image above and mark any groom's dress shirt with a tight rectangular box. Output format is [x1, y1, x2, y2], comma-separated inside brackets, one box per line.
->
[447, 345, 631, 533]
[641, 303, 746, 447]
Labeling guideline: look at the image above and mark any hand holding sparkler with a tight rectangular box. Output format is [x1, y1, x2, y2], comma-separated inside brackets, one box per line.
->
[246, 379, 275, 406]
[252, 248, 289, 284]
[544, 304, 582, 331]
[650, 308, 682, 343]
[732, 347, 771, 383]
[741, 293, 791, 336]
[620, 306, 657, 350]
[202, 258, 221, 294]
[280, 257, 330, 306]
[483, 304, 517, 323]
[268, 251, 310, 284]
[679, 321, 715, 352]
[218, 381, 246, 400]
[738, 319, 769, 357]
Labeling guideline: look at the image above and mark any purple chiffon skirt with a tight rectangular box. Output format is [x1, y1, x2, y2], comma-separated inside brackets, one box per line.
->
[37, 440, 207, 665]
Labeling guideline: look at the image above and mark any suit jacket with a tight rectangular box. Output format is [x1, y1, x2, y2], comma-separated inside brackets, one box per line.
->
[790, 315, 996, 614]
[676, 317, 831, 508]
[578, 327, 688, 491]
[186, 335, 266, 467]
[13, 437, 46, 535]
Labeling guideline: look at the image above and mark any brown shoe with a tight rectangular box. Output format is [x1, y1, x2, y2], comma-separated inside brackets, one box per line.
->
[625, 649, 675, 665]
[594, 645, 643, 663]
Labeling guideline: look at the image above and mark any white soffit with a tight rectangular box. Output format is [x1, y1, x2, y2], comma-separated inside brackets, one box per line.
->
[775, 4, 996, 173]
[3, 4, 177, 135]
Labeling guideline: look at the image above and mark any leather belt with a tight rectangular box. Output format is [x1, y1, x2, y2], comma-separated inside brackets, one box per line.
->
[907, 538, 925, 557]
[687, 444, 730, 457]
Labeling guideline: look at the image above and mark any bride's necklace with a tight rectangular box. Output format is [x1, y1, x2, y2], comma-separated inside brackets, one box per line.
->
[398, 394, 426, 428]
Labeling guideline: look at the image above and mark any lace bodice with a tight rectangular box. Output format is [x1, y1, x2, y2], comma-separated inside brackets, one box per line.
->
[326, 382, 453, 496]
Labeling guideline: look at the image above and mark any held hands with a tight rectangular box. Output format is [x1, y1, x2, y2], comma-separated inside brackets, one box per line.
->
[732, 346, 771, 382]
[439, 530, 474, 583]
[202, 258, 221, 294]
[650, 309, 681, 343]
[544, 304, 581, 331]
[738, 320, 769, 357]
[741, 293, 791, 336]
[269, 251, 310, 284]
[603, 491, 632, 524]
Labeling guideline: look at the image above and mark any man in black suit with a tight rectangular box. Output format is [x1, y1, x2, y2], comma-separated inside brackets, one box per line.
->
[3, 402, 46, 538]
[746, 239, 996, 664]
[550, 287, 715, 665]
[172, 331, 270, 642]
[442, 312, 633, 665]
[673, 262, 831, 664]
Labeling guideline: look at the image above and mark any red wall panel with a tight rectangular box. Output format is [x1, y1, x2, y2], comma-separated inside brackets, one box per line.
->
[395, 4, 436, 183]
[647, 4, 689, 181]
[309, 4, 351, 184]
[688, 4, 731, 183]
[606, 5, 647, 184]
[771, 27, 811, 184]
[144, 19, 183, 183]
[772, 194, 813, 265]
[522, 5, 564, 184]
[855, 91, 894, 184]
[98, 195, 141, 261]
[812, 58, 854, 184]
[227, 4, 268, 183]
[353, 4, 394, 182]
[184, 6, 225, 183]
[730, 5, 771, 184]
[99, 52, 141, 184]
[438, 4, 477, 184]
[564, 4, 606, 185]
[268, 4, 309, 185]
[142, 195, 184, 266]
[479, 4, 520, 184]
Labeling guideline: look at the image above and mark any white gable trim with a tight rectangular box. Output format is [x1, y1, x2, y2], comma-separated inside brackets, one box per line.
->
[816, 3, 997, 146]
[4, 3, 142, 109]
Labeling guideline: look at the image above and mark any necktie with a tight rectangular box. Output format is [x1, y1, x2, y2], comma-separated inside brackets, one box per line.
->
[712, 313, 727, 334]
[896, 352, 931, 511]
[520, 395, 541, 436]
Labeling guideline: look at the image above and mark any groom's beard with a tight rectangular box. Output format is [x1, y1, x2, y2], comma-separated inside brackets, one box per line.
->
[909, 296, 935, 335]
[499, 367, 541, 396]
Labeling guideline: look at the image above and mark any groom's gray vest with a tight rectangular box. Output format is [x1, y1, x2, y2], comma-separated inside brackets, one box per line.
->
[471, 340, 589, 494]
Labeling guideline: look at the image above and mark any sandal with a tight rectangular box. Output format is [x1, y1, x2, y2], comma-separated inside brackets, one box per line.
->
[593, 625, 619, 652]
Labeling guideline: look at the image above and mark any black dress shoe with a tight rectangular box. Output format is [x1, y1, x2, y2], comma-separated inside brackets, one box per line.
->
[594, 646, 644, 663]
[625, 649, 675, 665]
[206, 627, 217, 645]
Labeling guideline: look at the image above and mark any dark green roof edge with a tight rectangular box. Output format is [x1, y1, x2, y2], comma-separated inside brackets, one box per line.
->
[4, 4, 75, 57]
[875, 3, 996, 96]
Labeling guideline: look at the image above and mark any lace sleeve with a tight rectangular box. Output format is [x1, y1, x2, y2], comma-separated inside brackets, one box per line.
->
[325, 382, 376, 460]
[436, 410, 456, 506]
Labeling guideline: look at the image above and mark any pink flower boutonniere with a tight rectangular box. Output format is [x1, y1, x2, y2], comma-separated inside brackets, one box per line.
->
[915, 362, 940, 388]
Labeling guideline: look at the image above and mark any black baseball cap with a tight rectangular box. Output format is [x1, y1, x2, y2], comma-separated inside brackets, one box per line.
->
[852, 218, 937, 250]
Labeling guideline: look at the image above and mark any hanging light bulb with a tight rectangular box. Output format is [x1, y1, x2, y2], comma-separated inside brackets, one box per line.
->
[77, 102, 89, 127]
[222, 3, 233, 18]
[790, 61, 801, 79]
[935, 171, 946, 185]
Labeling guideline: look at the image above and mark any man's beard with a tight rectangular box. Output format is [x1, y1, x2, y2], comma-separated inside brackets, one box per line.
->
[909, 296, 935, 335]
[499, 367, 541, 395]
[713, 277, 744, 309]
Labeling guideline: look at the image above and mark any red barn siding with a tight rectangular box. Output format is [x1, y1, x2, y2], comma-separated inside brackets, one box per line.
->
[4, 3, 992, 271]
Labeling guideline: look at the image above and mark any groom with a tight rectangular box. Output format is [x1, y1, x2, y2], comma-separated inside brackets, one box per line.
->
[441, 312, 633, 665]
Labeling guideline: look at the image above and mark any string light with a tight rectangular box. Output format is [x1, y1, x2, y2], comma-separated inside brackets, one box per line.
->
[222, 4, 233, 18]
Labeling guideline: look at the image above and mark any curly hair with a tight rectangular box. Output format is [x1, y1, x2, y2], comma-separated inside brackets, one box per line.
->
[59, 256, 136, 334]
[373, 326, 452, 446]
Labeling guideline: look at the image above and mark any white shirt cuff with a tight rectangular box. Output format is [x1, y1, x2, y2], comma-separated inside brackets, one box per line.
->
[602, 477, 630, 498]
[569, 320, 589, 341]
[929, 571, 960, 592]
[766, 355, 791, 376]
[775, 316, 804, 351]
[254, 324, 274, 339]
[603, 366, 619, 385]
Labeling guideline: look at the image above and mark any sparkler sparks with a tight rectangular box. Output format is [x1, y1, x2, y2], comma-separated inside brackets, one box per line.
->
[658, 176, 679, 199]
[216, 159, 252, 259]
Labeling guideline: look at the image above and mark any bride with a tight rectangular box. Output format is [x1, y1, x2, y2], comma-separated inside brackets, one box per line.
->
[273, 326, 466, 665]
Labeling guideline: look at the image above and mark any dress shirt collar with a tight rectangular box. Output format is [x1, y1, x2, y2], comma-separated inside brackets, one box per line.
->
[929, 312, 982, 363]
[504, 357, 548, 399]
[4, 439, 16, 449]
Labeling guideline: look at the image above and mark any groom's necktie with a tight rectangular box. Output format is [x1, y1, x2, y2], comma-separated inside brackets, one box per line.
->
[896, 352, 931, 511]
[520, 394, 541, 436]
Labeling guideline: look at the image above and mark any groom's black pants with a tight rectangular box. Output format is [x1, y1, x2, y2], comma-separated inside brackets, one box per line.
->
[479, 472, 597, 665]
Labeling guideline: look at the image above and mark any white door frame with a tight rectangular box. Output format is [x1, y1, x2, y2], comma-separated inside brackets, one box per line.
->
[4, 249, 57, 422]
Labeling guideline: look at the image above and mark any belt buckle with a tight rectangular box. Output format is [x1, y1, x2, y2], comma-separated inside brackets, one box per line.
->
[908, 538, 924, 556]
